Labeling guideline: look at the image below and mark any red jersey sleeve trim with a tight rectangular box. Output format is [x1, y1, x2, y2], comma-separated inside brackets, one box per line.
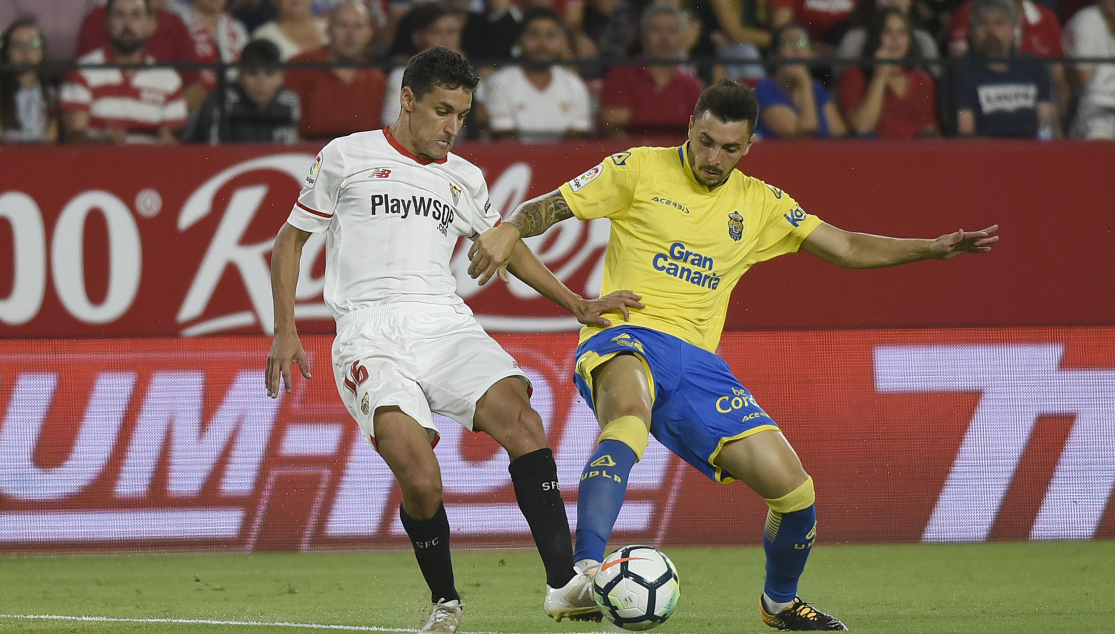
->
[296, 200, 332, 218]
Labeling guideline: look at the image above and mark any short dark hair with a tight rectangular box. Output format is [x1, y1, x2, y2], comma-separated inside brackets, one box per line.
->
[401, 46, 480, 99]
[106, 0, 152, 14]
[240, 39, 282, 70]
[693, 79, 759, 133]
[519, 7, 564, 37]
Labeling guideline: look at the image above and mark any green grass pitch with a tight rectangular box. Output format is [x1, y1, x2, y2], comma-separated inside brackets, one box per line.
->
[1, 541, 1112, 633]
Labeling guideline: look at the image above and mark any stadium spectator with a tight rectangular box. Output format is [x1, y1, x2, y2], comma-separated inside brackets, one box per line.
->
[707, 0, 772, 81]
[189, 39, 300, 143]
[461, 0, 523, 62]
[383, 5, 463, 123]
[947, 0, 1070, 114]
[77, 0, 206, 110]
[252, 0, 329, 60]
[60, 0, 188, 144]
[838, 8, 938, 137]
[1062, 0, 1115, 138]
[755, 23, 848, 138]
[0, 20, 58, 143]
[576, 0, 641, 60]
[954, 0, 1058, 137]
[229, 0, 279, 32]
[770, 0, 859, 48]
[481, 8, 593, 141]
[836, 0, 940, 77]
[387, 2, 462, 61]
[169, 0, 250, 93]
[286, 1, 386, 139]
[0, 0, 88, 60]
[601, 5, 705, 139]
[948, 0, 1063, 57]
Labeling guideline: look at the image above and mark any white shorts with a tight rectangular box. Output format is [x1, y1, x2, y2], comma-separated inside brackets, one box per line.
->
[331, 302, 530, 446]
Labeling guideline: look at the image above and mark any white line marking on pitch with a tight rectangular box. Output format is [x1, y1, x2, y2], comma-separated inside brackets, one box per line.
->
[0, 614, 666, 634]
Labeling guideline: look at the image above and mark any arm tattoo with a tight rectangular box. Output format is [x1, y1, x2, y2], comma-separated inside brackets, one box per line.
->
[507, 192, 574, 238]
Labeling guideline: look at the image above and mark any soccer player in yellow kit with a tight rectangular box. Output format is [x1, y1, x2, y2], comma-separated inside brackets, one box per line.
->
[468, 80, 998, 631]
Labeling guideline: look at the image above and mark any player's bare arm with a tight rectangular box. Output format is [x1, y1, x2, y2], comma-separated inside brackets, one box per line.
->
[801, 222, 999, 269]
[266, 222, 313, 398]
[503, 240, 644, 327]
[467, 189, 574, 285]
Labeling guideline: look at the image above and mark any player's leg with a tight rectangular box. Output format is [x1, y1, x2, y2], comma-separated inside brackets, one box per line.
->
[573, 353, 653, 568]
[374, 407, 462, 613]
[473, 377, 577, 590]
[713, 423, 846, 630]
[418, 313, 599, 621]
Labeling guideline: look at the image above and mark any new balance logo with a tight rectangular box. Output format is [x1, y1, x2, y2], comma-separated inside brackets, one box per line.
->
[371, 168, 391, 178]
[591, 455, 617, 468]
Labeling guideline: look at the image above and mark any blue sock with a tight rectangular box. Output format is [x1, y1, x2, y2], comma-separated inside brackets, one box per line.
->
[574, 439, 637, 563]
[762, 504, 817, 603]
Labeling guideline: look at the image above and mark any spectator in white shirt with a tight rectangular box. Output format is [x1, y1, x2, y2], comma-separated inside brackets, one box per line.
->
[1063, 0, 1115, 138]
[480, 8, 592, 141]
[252, 0, 328, 60]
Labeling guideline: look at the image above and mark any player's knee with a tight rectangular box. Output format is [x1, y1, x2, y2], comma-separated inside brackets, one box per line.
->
[598, 395, 652, 429]
[765, 475, 815, 514]
[501, 407, 548, 458]
[598, 415, 650, 461]
[401, 473, 443, 519]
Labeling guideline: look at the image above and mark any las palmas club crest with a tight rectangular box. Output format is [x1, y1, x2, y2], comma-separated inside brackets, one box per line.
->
[728, 211, 744, 241]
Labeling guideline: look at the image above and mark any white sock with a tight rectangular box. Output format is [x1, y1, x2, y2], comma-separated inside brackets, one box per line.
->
[574, 558, 600, 573]
[763, 593, 793, 614]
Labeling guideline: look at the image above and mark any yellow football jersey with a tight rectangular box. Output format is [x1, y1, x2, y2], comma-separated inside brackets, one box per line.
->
[558, 144, 823, 352]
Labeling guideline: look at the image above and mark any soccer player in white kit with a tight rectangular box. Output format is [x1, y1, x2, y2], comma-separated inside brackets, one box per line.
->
[265, 47, 641, 633]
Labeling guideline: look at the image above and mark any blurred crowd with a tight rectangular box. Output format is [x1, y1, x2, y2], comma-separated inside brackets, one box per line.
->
[1, 0, 1113, 145]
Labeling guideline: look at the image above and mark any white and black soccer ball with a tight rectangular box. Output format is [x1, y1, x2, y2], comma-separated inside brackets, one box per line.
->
[593, 545, 680, 630]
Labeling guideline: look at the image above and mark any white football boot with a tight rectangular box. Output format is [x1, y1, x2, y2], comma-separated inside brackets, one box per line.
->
[419, 599, 464, 634]
[544, 564, 603, 622]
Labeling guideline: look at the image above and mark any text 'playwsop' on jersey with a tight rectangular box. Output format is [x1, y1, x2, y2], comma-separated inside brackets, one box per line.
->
[286, 127, 502, 320]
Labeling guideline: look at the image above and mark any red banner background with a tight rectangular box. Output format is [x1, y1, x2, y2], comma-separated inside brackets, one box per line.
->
[1, 329, 1113, 552]
[2, 141, 1114, 338]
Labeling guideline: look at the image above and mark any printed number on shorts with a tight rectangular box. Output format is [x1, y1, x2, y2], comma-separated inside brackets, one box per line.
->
[343, 361, 369, 395]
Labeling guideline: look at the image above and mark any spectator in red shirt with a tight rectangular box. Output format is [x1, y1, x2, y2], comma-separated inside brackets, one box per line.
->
[168, 0, 250, 93]
[771, 0, 860, 47]
[61, 0, 188, 144]
[286, 1, 387, 139]
[947, 0, 1070, 112]
[839, 8, 939, 137]
[602, 5, 705, 140]
[77, 0, 206, 110]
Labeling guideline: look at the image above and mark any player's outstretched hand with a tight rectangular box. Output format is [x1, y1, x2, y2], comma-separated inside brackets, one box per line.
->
[574, 291, 645, 327]
[469, 224, 521, 285]
[266, 333, 312, 398]
[932, 224, 999, 260]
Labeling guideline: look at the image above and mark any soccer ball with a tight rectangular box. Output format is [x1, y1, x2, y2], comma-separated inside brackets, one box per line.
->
[593, 545, 680, 630]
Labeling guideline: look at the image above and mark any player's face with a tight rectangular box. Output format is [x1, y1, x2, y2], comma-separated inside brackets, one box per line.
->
[107, 0, 152, 55]
[687, 112, 754, 188]
[401, 84, 472, 160]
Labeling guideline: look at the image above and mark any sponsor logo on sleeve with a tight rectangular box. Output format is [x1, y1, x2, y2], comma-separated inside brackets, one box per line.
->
[305, 154, 323, 189]
[568, 164, 603, 192]
[766, 184, 783, 199]
[783, 207, 808, 227]
[610, 152, 631, 166]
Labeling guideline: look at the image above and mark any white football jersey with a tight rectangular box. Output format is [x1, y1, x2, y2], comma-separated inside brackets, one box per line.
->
[286, 128, 499, 319]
